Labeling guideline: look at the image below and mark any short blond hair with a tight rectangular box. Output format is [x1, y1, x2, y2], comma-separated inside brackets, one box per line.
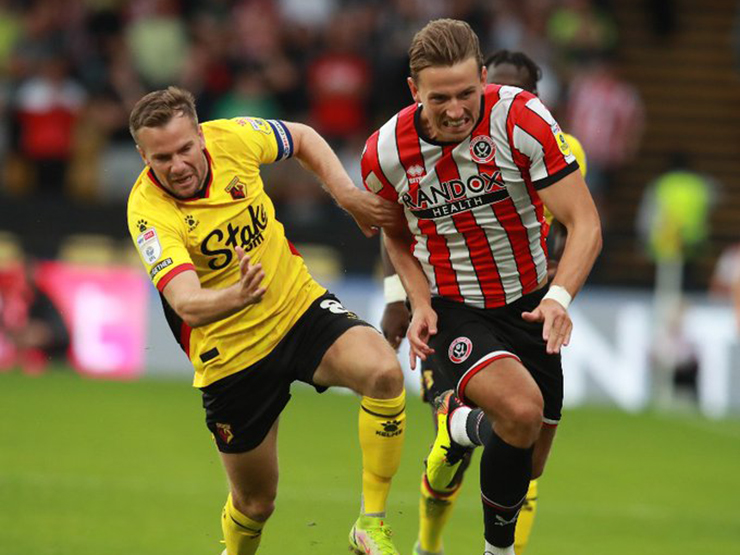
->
[129, 86, 198, 140]
[408, 19, 483, 81]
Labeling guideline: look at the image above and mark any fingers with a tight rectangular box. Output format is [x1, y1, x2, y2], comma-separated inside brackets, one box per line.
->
[521, 308, 543, 323]
[240, 260, 266, 304]
[357, 221, 376, 238]
[544, 311, 572, 354]
[235, 245, 246, 261]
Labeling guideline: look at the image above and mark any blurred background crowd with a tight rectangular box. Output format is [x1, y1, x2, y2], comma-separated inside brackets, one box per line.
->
[1, 0, 739, 381]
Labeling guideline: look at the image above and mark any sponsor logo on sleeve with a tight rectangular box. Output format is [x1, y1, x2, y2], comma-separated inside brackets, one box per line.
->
[551, 123, 572, 156]
[236, 117, 271, 135]
[136, 227, 162, 264]
[149, 257, 173, 279]
[365, 171, 384, 194]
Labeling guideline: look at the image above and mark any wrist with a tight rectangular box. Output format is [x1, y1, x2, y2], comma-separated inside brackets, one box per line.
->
[543, 285, 572, 310]
[384, 274, 407, 304]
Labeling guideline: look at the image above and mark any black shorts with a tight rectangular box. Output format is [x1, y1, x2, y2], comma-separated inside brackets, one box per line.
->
[426, 287, 563, 425]
[201, 292, 372, 453]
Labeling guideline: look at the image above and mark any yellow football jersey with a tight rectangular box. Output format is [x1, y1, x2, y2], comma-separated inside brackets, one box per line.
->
[127, 117, 326, 387]
[543, 132, 587, 226]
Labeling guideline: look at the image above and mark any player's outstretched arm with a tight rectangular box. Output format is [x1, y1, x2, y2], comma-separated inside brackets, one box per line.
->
[522, 170, 602, 353]
[383, 222, 436, 369]
[284, 121, 400, 237]
[161, 246, 266, 328]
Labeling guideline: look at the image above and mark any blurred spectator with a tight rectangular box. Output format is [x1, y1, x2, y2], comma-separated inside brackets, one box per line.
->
[211, 65, 280, 120]
[710, 242, 740, 331]
[0, 251, 70, 375]
[565, 55, 644, 210]
[651, 301, 700, 404]
[11, 53, 86, 195]
[125, 0, 190, 88]
[548, 0, 618, 68]
[637, 153, 715, 266]
[306, 10, 371, 142]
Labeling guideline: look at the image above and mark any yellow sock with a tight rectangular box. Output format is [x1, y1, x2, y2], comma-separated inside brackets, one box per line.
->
[418, 473, 462, 553]
[221, 494, 264, 555]
[514, 479, 539, 554]
[358, 390, 406, 515]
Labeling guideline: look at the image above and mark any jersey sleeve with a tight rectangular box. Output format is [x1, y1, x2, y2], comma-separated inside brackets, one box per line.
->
[509, 95, 579, 190]
[229, 117, 294, 165]
[361, 130, 399, 203]
[127, 201, 194, 291]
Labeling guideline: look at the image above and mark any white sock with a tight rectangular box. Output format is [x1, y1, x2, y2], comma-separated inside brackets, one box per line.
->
[484, 540, 515, 555]
[449, 406, 474, 447]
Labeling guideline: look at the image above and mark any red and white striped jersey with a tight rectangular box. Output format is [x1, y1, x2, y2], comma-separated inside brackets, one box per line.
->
[362, 84, 578, 309]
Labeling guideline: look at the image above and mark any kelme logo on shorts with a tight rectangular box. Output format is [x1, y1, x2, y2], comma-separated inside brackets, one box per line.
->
[448, 337, 473, 364]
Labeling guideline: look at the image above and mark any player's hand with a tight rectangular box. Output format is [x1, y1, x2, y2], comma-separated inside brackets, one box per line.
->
[407, 304, 437, 370]
[339, 188, 402, 237]
[235, 246, 266, 306]
[521, 299, 572, 354]
[381, 301, 411, 350]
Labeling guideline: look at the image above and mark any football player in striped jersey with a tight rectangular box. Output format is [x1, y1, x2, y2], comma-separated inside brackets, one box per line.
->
[366, 20, 601, 555]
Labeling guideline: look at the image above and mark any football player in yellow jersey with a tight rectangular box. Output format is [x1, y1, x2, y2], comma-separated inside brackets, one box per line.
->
[126, 87, 407, 555]
[377, 51, 588, 555]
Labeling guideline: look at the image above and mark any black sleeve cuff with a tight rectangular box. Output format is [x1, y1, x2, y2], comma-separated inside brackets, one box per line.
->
[533, 161, 580, 191]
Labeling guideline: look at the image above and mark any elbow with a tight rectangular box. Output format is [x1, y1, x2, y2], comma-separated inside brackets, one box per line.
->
[585, 218, 603, 262]
[172, 302, 207, 329]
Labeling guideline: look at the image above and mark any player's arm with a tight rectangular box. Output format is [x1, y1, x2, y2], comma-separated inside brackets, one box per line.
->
[283, 121, 401, 237]
[161, 247, 266, 328]
[382, 218, 436, 369]
[524, 170, 602, 353]
[380, 235, 410, 350]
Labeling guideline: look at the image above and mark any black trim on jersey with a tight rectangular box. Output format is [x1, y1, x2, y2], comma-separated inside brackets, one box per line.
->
[532, 162, 579, 190]
[159, 292, 187, 351]
[200, 347, 220, 363]
[414, 95, 486, 147]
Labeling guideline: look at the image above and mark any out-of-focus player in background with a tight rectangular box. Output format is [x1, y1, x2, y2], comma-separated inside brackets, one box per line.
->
[366, 19, 600, 555]
[378, 48, 589, 555]
[126, 87, 407, 555]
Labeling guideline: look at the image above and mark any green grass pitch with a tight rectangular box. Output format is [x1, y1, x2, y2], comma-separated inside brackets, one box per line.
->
[2, 369, 740, 554]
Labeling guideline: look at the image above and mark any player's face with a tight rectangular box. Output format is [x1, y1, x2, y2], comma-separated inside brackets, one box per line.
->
[408, 57, 486, 143]
[487, 62, 536, 94]
[136, 114, 208, 199]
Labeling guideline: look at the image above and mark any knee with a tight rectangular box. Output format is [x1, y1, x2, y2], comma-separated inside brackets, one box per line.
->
[232, 492, 276, 523]
[364, 358, 404, 398]
[497, 399, 543, 446]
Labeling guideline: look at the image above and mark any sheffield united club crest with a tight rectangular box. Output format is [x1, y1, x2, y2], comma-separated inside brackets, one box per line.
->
[470, 135, 495, 164]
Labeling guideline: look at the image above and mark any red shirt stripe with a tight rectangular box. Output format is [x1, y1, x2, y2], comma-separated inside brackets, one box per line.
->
[396, 107, 463, 301]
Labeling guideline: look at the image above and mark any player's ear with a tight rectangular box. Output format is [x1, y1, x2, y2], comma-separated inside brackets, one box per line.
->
[136, 144, 148, 165]
[407, 77, 420, 103]
[480, 65, 488, 87]
[198, 125, 206, 148]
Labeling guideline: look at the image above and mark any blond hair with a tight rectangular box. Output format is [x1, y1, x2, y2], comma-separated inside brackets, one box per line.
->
[408, 19, 483, 81]
[129, 86, 198, 140]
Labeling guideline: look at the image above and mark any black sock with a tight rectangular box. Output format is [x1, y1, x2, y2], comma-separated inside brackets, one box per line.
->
[465, 408, 493, 446]
[480, 430, 533, 547]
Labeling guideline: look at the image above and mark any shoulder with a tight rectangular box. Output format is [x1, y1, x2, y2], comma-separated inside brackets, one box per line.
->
[127, 170, 175, 220]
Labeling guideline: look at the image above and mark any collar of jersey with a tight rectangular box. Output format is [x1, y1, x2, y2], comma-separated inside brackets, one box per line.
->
[414, 94, 486, 147]
[147, 148, 214, 201]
